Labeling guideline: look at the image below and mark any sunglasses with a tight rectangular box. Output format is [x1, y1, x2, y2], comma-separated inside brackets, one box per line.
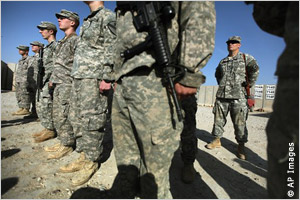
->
[226, 41, 240, 45]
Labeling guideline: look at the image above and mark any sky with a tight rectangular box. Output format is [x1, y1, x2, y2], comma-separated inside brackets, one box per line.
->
[1, 1, 285, 85]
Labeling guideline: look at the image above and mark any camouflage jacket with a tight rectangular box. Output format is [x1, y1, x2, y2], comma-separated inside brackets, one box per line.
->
[27, 53, 39, 88]
[15, 55, 30, 84]
[50, 33, 79, 84]
[215, 52, 259, 99]
[114, 2, 216, 88]
[71, 6, 116, 81]
[43, 40, 57, 83]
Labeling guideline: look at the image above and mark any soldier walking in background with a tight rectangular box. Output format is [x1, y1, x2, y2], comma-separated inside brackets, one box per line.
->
[12, 45, 31, 116]
[60, 1, 116, 186]
[27, 41, 44, 118]
[205, 36, 259, 160]
[111, 2, 216, 198]
[33, 21, 58, 143]
[44, 9, 79, 159]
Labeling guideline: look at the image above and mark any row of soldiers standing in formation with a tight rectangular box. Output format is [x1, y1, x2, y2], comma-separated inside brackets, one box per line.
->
[12, 1, 298, 199]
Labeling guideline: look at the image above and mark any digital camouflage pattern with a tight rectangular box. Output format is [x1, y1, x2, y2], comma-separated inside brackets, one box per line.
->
[69, 79, 112, 161]
[69, 6, 116, 161]
[50, 33, 78, 84]
[212, 98, 249, 143]
[27, 53, 40, 112]
[15, 55, 31, 109]
[42, 41, 57, 84]
[112, 2, 216, 198]
[215, 52, 259, 99]
[36, 40, 56, 130]
[71, 7, 116, 80]
[52, 84, 74, 146]
[212, 52, 259, 142]
[51, 34, 78, 146]
[249, 2, 299, 198]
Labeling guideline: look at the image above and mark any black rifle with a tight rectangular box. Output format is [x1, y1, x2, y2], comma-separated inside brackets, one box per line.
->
[117, 1, 184, 121]
[36, 47, 44, 102]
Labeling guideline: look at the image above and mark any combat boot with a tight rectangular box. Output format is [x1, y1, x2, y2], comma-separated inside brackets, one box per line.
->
[44, 143, 61, 152]
[47, 145, 73, 159]
[14, 108, 31, 115]
[205, 137, 221, 149]
[181, 164, 197, 184]
[71, 159, 99, 186]
[12, 108, 24, 115]
[237, 143, 246, 160]
[59, 152, 86, 173]
[32, 129, 46, 138]
[34, 129, 55, 143]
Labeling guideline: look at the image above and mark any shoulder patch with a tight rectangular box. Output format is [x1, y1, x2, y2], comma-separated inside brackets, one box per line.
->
[107, 21, 116, 36]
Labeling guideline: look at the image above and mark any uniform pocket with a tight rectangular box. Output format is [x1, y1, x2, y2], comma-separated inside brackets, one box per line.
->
[83, 113, 106, 131]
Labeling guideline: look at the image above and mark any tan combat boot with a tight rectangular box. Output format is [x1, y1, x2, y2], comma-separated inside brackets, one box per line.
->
[34, 129, 55, 143]
[47, 145, 73, 159]
[12, 108, 24, 115]
[237, 143, 246, 160]
[59, 152, 86, 173]
[14, 108, 31, 115]
[44, 143, 62, 152]
[181, 164, 197, 184]
[32, 129, 46, 138]
[71, 160, 99, 186]
[205, 137, 221, 149]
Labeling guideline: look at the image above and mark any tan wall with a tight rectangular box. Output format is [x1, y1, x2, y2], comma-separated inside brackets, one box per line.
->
[1, 61, 16, 91]
[197, 85, 275, 112]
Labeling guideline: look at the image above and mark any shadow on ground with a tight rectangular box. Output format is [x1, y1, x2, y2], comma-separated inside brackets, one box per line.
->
[1, 177, 19, 195]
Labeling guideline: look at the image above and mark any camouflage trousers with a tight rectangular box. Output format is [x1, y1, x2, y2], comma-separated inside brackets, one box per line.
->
[52, 83, 74, 146]
[111, 68, 183, 199]
[36, 80, 54, 130]
[212, 98, 248, 143]
[69, 79, 111, 162]
[15, 82, 32, 110]
[180, 95, 198, 165]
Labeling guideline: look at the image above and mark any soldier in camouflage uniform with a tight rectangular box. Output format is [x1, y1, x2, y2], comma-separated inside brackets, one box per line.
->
[247, 2, 299, 198]
[111, 2, 216, 198]
[205, 36, 259, 160]
[13, 45, 31, 116]
[44, 9, 79, 160]
[58, 1, 116, 186]
[33, 21, 58, 143]
[27, 41, 44, 118]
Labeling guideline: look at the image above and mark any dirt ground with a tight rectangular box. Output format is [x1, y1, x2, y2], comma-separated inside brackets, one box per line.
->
[1, 91, 269, 199]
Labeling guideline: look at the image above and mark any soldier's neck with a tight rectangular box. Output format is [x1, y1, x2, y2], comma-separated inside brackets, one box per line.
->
[48, 35, 56, 44]
[64, 29, 76, 38]
[228, 50, 239, 57]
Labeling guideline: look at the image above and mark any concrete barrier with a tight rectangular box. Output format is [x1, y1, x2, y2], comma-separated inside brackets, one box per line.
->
[197, 85, 275, 112]
[1, 61, 16, 91]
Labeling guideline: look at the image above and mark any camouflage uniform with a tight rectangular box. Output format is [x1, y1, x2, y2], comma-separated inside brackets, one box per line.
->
[248, 2, 299, 198]
[51, 33, 79, 147]
[212, 50, 259, 143]
[15, 46, 31, 110]
[69, 6, 116, 162]
[36, 40, 56, 130]
[112, 2, 216, 198]
[28, 41, 43, 114]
